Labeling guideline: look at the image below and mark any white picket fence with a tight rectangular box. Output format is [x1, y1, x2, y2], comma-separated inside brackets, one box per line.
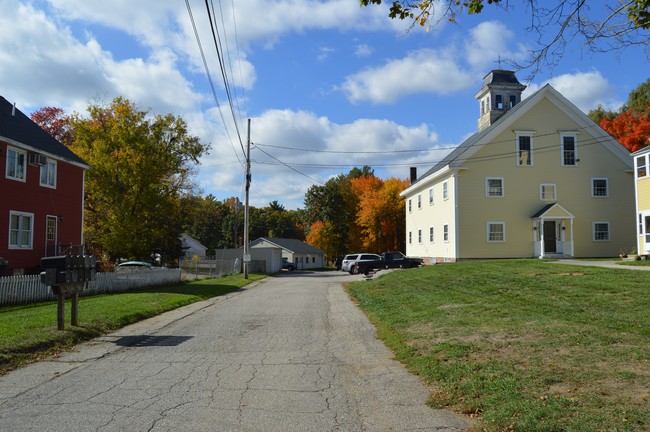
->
[0, 268, 182, 307]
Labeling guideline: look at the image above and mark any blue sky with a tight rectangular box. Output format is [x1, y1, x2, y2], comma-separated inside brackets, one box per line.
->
[1, 0, 647, 209]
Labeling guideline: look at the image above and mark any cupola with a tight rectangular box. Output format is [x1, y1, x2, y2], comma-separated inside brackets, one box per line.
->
[475, 70, 526, 131]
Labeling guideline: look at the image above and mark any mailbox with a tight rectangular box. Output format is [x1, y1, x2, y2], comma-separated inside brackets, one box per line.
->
[40, 255, 97, 330]
[40, 255, 96, 288]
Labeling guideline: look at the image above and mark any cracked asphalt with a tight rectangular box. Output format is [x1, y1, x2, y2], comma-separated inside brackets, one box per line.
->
[0, 271, 467, 431]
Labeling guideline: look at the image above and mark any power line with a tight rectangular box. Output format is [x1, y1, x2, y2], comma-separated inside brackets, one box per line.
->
[250, 128, 628, 171]
[185, 0, 243, 167]
[204, 0, 246, 158]
[254, 144, 325, 185]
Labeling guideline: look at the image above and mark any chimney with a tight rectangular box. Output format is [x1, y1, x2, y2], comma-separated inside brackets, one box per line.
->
[12, 102, 15, 116]
[409, 167, 417, 184]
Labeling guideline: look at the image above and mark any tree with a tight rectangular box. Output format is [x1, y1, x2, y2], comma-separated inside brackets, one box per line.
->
[30, 107, 73, 146]
[180, 194, 232, 255]
[69, 97, 208, 261]
[587, 105, 618, 125]
[601, 111, 650, 152]
[626, 77, 650, 113]
[250, 201, 304, 240]
[350, 176, 408, 252]
[306, 220, 339, 259]
[360, 0, 650, 78]
[303, 167, 373, 255]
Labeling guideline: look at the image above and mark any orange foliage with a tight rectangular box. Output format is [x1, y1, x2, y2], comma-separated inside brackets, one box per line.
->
[600, 111, 650, 153]
[306, 220, 339, 259]
[350, 176, 409, 252]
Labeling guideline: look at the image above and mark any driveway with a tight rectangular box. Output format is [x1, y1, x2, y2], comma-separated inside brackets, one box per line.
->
[0, 271, 467, 431]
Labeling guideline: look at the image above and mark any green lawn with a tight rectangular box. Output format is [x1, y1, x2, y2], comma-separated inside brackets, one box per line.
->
[0, 274, 266, 374]
[348, 260, 649, 432]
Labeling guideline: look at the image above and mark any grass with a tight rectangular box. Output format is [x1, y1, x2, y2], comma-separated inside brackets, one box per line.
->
[347, 260, 649, 432]
[0, 273, 266, 374]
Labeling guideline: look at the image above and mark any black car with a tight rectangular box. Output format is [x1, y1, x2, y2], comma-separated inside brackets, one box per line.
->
[333, 256, 343, 270]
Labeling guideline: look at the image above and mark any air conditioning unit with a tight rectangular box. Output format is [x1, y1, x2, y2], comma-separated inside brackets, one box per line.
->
[29, 153, 48, 166]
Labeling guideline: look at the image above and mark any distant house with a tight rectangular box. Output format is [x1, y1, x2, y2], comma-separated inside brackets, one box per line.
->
[249, 237, 325, 270]
[179, 233, 207, 258]
[632, 146, 650, 255]
[401, 70, 635, 262]
[0, 96, 89, 275]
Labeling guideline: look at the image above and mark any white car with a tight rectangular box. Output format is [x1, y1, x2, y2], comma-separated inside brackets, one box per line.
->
[340, 254, 359, 272]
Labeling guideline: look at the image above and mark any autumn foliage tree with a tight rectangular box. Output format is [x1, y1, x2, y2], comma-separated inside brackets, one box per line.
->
[69, 97, 207, 261]
[30, 106, 73, 146]
[601, 111, 650, 153]
[351, 176, 408, 252]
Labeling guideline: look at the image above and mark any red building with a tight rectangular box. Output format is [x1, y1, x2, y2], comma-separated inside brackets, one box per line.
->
[0, 96, 89, 275]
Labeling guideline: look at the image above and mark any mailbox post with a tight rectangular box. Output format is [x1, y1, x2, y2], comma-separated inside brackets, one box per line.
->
[40, 255, 96, 330]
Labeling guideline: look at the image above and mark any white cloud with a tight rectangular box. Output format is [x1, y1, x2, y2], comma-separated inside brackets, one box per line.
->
[525, 71, 620, 113]
[341, 49, 474, 104]
[195, 109, 442, 209]
[464, 21, 528, 70]
[355, 44, 373, 57]
[318, 47, 336, 62]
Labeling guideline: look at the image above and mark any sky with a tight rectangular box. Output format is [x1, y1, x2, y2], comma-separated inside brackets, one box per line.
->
[1, 0, 647, 210]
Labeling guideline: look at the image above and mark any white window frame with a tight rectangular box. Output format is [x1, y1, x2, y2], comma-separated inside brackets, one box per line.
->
[6, 147, 27, 182]
[561, 132, 578, 166]
[515, 131, 534, 166]
[428, 188, 434, 205]
[592, 221, 610, 242]
[39, 159, 57, 188]
[443, 224, 449, 242]
[408, 231, 412, 245]
[485, 177, 504, 197]
[636, 154, 648, 178]
[442, 181, 449, 200]
[9, 211, 34, 249]
[429, 226, 434, 243]
[408, 199, 412, 213]
[540, 184, 557, 201]
[591, 178, 608, 198]
[418, 229, 422, 244]
[417, 193, 422, 209]
[487, 222, 506, 243]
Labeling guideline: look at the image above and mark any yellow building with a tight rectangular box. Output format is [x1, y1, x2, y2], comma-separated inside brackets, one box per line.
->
[632, 146, 650, 256]
[401, 70, 635, 262]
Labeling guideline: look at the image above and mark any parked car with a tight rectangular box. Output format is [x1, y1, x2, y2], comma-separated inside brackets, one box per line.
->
[340, 254, 359, 272]
[117, 261, 152, 270]
[282, 258, 296, 271]
[352, 251, 423, 276]
[348, 253, 382, 274]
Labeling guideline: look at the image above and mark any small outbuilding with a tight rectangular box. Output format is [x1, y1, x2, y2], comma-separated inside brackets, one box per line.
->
[249, 237, 325, 270]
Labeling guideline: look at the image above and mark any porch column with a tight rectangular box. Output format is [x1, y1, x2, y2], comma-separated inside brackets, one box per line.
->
[539, 217, 545, 258]
[569, 218, 574, 257]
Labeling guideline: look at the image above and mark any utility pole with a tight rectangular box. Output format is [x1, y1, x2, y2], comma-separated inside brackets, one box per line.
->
[243, 118, 251, 279]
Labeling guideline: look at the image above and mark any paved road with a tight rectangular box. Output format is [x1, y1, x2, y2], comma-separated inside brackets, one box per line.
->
[0, 271, 467, 431]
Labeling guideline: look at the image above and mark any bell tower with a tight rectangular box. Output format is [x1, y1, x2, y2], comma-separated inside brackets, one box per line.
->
[475, 70, 526, 131]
